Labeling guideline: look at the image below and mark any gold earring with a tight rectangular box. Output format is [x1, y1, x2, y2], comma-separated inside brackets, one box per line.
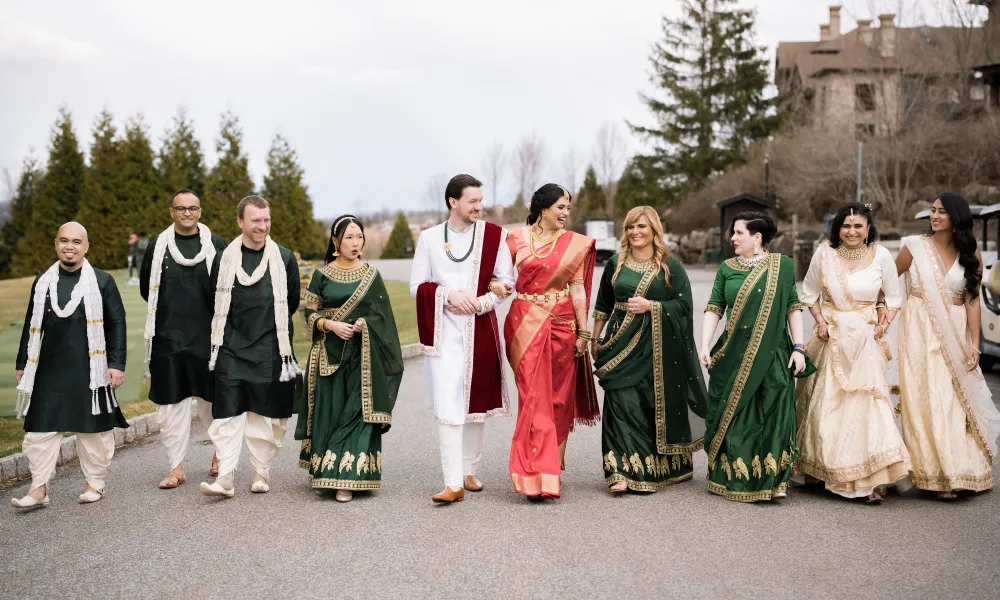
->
[332, 246, 340, 257]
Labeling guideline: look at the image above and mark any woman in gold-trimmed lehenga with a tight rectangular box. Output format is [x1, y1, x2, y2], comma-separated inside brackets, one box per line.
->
[699, 212, 813, 503]
[591, 206, 707, 494]
[895, 193, 1000, 500]
[794, 203, 910, 503]
[295, 215, 404, 502]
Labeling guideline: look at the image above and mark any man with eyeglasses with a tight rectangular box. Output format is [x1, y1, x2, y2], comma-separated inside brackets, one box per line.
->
[139, 189, 227, 490]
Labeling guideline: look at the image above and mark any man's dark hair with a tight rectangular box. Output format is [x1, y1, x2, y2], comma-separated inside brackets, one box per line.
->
[237, 195, 271, 219]
[171, 189, 200, 205]
[444, 174, 482, 210]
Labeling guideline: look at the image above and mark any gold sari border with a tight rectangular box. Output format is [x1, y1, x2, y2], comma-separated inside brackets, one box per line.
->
[309, 477, 381, 491]
[606, 471, 693, 492]
[912, 470, 994, 492]
[301, 290, 321, 305]
[709, 258, 770, 368]
[510, 472, 560, 497]
[707, 480, 788, 503]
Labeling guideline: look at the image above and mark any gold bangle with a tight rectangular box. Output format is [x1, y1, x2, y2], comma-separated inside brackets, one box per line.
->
[971, 347, 982, 355]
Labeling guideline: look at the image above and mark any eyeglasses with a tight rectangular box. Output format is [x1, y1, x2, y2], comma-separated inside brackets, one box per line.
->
[171, 206, 202, 214]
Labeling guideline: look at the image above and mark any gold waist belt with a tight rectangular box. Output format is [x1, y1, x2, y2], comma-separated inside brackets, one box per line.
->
[516, 287, 569, 303]
[909, 290, 965, 306]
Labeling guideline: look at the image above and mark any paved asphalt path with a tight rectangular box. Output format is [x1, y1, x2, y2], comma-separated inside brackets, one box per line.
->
[2, 263, 999, 600]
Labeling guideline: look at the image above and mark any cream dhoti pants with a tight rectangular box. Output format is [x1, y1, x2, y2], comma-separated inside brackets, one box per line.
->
[22, 431, 115, 493]
[156, 397, 214, 470]
[208, 412, 287, 482]
[438, 422, 485, 490]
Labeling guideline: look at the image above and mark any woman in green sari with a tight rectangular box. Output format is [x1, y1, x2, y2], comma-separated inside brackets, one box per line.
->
[699, 212, 813, 503]
[296, 215, 404, 502]
[591, 206, 707, 494]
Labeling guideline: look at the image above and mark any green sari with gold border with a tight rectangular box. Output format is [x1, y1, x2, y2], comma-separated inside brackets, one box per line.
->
[294, 263, 404, 490]
[703, 253, 810, 502]
[593, 254, 707, 492]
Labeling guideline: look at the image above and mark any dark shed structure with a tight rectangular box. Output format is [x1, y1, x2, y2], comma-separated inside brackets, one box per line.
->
[713, 193, 775, 259]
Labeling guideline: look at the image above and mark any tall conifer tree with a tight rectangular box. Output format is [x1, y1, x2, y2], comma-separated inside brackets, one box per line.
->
[75, 110, 128, 268]
[630, 0, 780, 199]
[158, 107, 206, 199]
[571, 166, 607, 233]
[0, 155, 42, 278]
[204, 111, 254, 239]
[261, 134, 324, 257]
[120, 116, 164, 243]
[381, 211, 414, 259]
[13, 109, 86, 275]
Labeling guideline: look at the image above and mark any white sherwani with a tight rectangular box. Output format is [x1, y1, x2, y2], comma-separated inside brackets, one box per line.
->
[409, 221, 515, 424]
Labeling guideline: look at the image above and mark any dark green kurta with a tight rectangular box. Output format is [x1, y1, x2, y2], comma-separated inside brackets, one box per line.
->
[16, 266, 129, 433]
[139, 231, 227, 405]
[209, 243, 301, 419]
[593, 254, 707, 492]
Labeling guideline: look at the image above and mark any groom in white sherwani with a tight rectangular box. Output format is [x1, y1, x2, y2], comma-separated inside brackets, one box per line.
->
[410, 174, 515, 503]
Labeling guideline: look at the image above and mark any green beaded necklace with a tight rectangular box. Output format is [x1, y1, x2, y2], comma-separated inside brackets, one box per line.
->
[443, 221, 477, 263]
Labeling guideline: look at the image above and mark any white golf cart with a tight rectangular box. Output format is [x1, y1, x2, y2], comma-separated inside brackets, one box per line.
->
[916, 204, 1000, 370]
[584, 218, 618, 265]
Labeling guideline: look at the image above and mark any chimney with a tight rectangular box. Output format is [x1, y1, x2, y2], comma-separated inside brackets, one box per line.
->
[829, 5, 842, 38]
[858, 19, 874, 47]
[820, 24, 831, 41]
[879, 13, 897, 58]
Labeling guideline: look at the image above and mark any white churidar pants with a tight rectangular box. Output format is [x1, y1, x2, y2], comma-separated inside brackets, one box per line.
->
[208, 412, 287, 482]
[22, 431, 115, 493]
[437, 422, 485, 489]
[156, 397, 214, 470]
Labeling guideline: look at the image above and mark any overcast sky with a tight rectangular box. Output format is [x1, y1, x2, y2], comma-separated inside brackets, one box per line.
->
[0, 0, 982, 218]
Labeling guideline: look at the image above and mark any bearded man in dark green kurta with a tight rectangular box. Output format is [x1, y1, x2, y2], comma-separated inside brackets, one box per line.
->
[200, 195, 301, 498]
[140, 189, 227, 490]
[11, 222, 128, 510]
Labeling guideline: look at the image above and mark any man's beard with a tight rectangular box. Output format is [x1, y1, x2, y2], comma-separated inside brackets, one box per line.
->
[60, 258, 79, 267]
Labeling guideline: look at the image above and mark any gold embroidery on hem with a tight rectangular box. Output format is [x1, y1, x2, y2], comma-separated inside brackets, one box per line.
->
[309, 477, 381, 490]
[911, 470, 994, 492]
[592, 310, 609, 322]
[605, 471, 692, 492]
[707, 480, 788, 503]
[794, 446, 910, 484]
[704, 304, 725, 317]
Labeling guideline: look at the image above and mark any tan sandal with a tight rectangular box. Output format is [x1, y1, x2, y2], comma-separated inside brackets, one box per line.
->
[610, 482, 628, 494]
[209, 455, 219, 477]
[159, 473, 186, 489]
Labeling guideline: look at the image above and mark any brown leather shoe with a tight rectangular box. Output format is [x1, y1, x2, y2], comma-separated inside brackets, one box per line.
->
[432, 487, 465, 503]
[464, 475, 483, 492]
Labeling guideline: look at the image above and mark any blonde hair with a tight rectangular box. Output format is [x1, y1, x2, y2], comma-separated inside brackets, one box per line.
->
[612, 206, 671, 286]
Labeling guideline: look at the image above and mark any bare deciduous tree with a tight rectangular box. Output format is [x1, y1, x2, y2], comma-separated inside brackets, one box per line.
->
[481, 140, 506, 207]
[593, 121, 628, 212]
[422, 172, 450, 221]
[511, 133, 546, 200]
[561, 147, 583, 194]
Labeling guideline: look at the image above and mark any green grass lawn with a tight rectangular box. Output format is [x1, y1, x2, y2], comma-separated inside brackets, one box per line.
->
[0, 270, 417, 457]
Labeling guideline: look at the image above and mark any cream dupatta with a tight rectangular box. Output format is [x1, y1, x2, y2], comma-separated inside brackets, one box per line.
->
[908, 236, 1000, 463]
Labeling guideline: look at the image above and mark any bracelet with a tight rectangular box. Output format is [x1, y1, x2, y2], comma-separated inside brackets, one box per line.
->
[793, 347, 807, 356]
[971, 347, 982, 355]
[876, 302, 886, 308]
[317, 318, 327, 331]
[792, 343, 805, 349]
[577, 330, 592, 340]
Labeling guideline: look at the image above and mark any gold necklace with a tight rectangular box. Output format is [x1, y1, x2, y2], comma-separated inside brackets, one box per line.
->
[334, 258, 361, 271]
[624, 253, 653, 272]
[836, 243, 869, 261]
[529, 226, 561, 260]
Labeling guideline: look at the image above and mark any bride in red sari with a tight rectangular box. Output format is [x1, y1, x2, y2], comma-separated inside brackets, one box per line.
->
[504, 183, 599, 499]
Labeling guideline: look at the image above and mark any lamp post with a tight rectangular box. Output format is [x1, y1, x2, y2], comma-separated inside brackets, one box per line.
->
[857, 140, 863, 203]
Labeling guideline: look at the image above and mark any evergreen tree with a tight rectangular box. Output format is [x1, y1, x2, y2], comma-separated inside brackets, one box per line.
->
[204, 111, 254, 240]
[75, 110, 128, 269]
[506, 192, 529, 225]
[630, 0, 780, 198]
[158, 107, 206, 199]
[13, 109, 86, 276]
[613, 156, 671, 221]
[0, 155, 42, 278]
[261, 134, 325, 258]
[120, 116, 164, 242]
[572, 166, 607, 233]
[381, 211, 414, 259]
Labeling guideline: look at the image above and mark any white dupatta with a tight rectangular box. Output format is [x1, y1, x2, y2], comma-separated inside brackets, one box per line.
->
[807, 242, 893, 404]
[907, 235, 1000, 463]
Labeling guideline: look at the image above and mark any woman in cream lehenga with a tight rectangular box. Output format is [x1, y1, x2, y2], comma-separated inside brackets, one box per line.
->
[895, 193, 1000, 500]
[794, 203, 910, 503]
